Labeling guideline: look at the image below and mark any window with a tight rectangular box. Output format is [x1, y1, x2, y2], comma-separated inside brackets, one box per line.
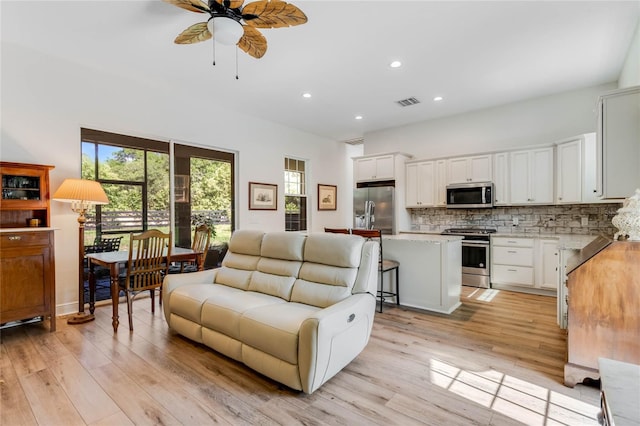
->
[81, 129, 235, 253]
[81, 129, 170, 249]
[284, 157, 307, 231]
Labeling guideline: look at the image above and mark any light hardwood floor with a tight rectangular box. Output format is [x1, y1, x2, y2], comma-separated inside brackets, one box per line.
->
[1, 287, 601, 425]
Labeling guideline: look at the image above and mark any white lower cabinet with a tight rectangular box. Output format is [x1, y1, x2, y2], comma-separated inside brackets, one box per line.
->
[492, 237, 535, 287]
[537, 239, 559, 290]
[491, 236, 559, 294]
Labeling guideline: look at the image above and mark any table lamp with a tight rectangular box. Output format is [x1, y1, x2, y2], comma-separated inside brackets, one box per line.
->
[53, 178, 109, 324]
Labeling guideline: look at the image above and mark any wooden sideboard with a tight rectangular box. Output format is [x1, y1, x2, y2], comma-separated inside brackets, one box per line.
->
[564, 241, 640, 387]
[0, 162, 56, 331]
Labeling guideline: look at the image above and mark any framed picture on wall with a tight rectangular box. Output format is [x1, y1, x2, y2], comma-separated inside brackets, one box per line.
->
[249, 182, 277, 210]
[318, 184, 337, 211]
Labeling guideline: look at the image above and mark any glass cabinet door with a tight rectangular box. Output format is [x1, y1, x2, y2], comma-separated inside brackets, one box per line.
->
[1, 174, 42, 201]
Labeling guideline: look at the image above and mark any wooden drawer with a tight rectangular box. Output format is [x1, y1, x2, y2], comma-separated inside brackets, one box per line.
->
[493, 265, 534, 286]
[492, 237, 535, 248]
[493, 246, 534, 266]
[0, 231, 51, 248]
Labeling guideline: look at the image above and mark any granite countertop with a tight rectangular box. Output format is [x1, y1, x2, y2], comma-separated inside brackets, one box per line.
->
[386, 233, 463, 243]
[402, 230, 598, 250]
[492, 233, 598, 250]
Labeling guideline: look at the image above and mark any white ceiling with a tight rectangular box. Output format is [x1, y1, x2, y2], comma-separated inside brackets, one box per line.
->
[2, 1, 639, 142]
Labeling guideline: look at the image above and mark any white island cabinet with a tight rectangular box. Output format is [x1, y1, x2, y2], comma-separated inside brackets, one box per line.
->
[383, 234, 462, 314]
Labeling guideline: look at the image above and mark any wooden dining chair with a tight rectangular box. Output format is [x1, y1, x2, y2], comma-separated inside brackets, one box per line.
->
[324, 227, 351, 234]
[168, 224, 211, 274]
[350, 228, 400, 313]
[118, 229, 171, 331]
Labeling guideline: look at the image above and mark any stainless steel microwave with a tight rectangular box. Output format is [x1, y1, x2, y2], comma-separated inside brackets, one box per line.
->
[446, 182, 494, 208]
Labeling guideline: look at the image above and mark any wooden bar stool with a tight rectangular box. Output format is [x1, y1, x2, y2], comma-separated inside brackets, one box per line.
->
[350, 228, 399, 313]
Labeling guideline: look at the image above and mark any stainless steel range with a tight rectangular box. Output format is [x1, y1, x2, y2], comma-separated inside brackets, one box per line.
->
[441, 227, 496, 288]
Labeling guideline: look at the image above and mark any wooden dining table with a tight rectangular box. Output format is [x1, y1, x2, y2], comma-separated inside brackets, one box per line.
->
[86, 247, 203, 332]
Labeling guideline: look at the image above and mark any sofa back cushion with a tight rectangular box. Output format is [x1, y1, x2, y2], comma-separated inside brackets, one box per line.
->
[216, 230, 264, 290]
[291, 234, 364, 308]
[248, 232, 306, 299]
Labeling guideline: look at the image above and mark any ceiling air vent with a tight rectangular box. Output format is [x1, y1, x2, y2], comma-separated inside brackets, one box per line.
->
[343, 138, 364, 145]
[396, 97, 421, 107]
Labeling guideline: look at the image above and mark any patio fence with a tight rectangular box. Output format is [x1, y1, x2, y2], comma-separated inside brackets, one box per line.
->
[85, 210, 230, 232]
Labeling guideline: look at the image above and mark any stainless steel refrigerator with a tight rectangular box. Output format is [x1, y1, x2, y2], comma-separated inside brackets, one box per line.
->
[353, 181, 395, 234]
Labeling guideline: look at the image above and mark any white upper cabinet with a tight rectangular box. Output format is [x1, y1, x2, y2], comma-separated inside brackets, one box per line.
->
[556, 139, 582, 204]
[435, 159, 448, 207]
[509, 147, 554, 205]
[354, 154, 394, 182]
[405, 161, 435, 208]
[493, 152, 509, 206]
[597, 86, 640, 200]
[447, 155, 493, 184]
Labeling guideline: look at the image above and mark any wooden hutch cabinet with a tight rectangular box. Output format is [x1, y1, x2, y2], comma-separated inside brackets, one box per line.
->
[0, 161, 56, 331]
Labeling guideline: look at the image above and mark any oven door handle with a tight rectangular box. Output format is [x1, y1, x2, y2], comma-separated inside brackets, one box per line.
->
[461, 241, 490, 246]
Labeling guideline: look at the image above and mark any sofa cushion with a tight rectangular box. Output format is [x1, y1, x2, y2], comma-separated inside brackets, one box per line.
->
[227, 229, 264, 256]
[170, 283, 241, 323]
[239, 302, 320, 365]
[260, 232, 306, 261]
[303, 234, 364, 267]
[290, 279, 354, 308]
[257, 257, 303, 280]
[221, 252, 260, 271]
[214, 265, 253, 290]
[201, 290, 285, 340]
[248, 270, 297, 300]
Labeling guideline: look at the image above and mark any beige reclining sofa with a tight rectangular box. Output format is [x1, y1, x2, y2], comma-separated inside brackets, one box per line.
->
[162, 229, 379, 394]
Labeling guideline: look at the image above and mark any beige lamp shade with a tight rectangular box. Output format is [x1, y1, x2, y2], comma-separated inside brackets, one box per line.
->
[53, 178, 109, 205]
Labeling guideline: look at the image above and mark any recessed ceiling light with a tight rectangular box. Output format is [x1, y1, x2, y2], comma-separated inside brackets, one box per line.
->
[302, 92, 312, 98]
[433, 96, 443, 102]
[355, 115, 363, 120]
[390, 61, 402, 68]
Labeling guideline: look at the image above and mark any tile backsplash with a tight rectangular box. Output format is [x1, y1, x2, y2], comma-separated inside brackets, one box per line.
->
[410, 203, 622, 236]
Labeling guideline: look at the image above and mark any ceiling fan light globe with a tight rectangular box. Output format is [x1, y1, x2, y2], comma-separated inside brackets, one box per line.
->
[207, 17, 243, 45]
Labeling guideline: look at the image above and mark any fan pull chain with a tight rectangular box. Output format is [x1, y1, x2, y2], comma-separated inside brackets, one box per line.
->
[212, 34, 216, 66]
[235, 45, 239, 80]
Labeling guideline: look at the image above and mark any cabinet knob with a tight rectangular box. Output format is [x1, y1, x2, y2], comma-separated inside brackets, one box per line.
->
[558, 197, 562, 200]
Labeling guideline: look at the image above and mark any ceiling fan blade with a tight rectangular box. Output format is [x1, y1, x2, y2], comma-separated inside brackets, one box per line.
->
[163, 0, 210, 13]
[174, 22, 212, 44]
[212, 0, 245, 9]
[237, 26, 267, 58]
[242, 0, 307, 28]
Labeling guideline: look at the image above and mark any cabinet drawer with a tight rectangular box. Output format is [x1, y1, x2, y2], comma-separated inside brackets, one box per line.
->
[493, 246, 534, 266]
[492, 237, 535, 248]
[493, 265, 534, 286]
[0, 231, 50, 248]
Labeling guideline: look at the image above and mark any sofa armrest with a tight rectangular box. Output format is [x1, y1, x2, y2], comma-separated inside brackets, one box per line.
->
[298, 293, 376, 393]
[162, 269, 217, 321]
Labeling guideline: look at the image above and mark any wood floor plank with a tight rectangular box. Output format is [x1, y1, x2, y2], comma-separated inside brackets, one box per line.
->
[88, 362, 181, 426]
[2, 326, 47, 377]
[1, 286, 602, 426]
[19, 369, 85, 426]
[0, 344, 38, 426]
[47, 354, 122, 424]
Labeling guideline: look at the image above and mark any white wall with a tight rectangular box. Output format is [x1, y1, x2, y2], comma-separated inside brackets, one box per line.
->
[363, 83, 617, 160]
[619, 21, 640, 88]
[1, 42, 352, 315]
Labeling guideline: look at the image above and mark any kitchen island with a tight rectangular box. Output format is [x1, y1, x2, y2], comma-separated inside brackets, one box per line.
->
[382, 234, 463, 314]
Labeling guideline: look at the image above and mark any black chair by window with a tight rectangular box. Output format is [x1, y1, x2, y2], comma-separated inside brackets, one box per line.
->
[350, 228, 399, 313]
